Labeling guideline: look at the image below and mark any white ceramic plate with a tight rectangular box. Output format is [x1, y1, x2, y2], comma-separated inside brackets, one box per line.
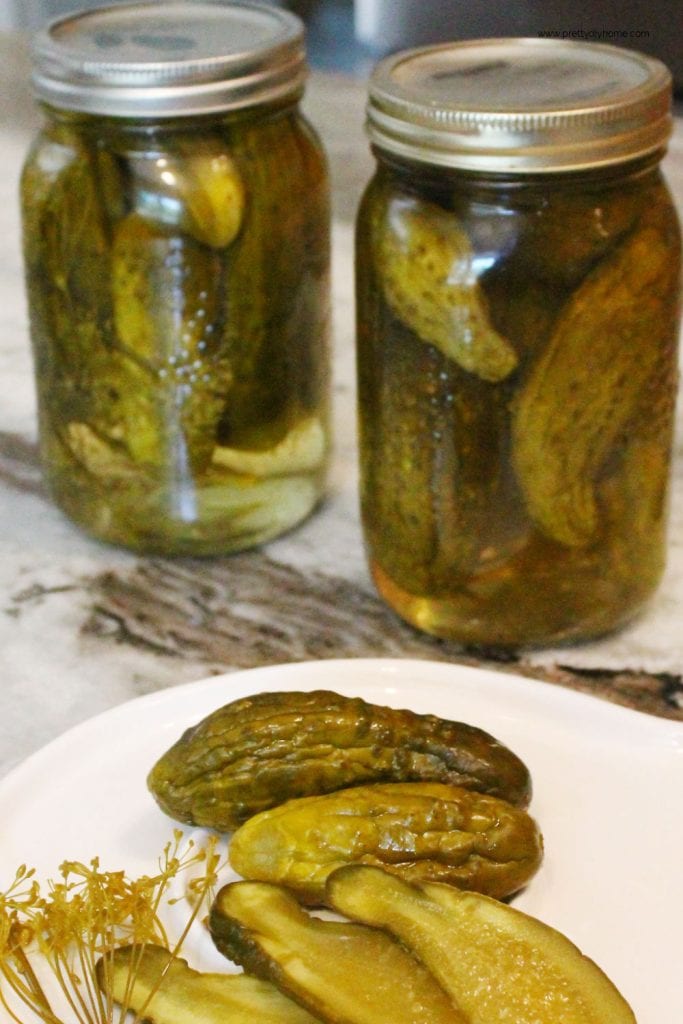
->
[1, 658, 681, 1022]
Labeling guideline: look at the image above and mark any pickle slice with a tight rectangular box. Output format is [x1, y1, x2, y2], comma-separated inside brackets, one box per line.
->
[327, 866, 637, 1024]
[209, 880, 466, 1024]
[97, 943, 321, 1024]
[212, 415, 326, 477]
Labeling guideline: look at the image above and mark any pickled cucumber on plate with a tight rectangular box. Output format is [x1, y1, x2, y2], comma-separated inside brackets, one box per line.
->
[372, 190, 518, 382]
[97, 944, 322, 1024]
[327, 866, 637, 1024]
[229, 781, 543, 904]
[147, 689, 532, 831]
[209, 881, 466, 1024]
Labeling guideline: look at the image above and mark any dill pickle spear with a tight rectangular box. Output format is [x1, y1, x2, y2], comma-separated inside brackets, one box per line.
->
[97, 944, 322, 1024]
[21, 127, 114, 427]
[217, 112, 330, 450]
[111, 212, 229, 470]
[328, 866, 637, 1024]
[374, 192, 518, 382]
[511, 217, 681, 547]
[209, 881, 466, 1024]
[229, 781, 543, 905]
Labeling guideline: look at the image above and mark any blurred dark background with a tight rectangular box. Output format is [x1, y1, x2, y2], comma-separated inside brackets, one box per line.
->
[1, 0, 680, 92]
[307, 0, 682, 91]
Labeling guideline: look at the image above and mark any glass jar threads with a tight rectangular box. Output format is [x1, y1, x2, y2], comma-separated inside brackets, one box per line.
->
[356, 39, 681, 649]
[22, 1, 330, 554]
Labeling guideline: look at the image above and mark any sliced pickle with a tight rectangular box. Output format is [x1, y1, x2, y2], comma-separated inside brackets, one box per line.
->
[212, 416, 326, 477]
[209, 881, 465, 1024]
[328, 866, 637, 1024]
[97, 943, 321, 1024]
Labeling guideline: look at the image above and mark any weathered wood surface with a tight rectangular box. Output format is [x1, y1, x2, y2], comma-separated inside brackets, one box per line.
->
[2, 426, 682, 722]
[81, 554, 683, 721]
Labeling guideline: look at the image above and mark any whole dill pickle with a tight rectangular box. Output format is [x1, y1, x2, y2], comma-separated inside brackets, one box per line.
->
[373, 191, 518, 382]
[511, 215, 681, 547]
[209, 881, 466, 1024]
[357, 185, 527, 596]
[147, 689, 532, 831]
[229, 781, 542, 904]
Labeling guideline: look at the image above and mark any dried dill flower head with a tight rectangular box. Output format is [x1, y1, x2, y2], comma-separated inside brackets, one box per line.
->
[0, 830, 223, 1023]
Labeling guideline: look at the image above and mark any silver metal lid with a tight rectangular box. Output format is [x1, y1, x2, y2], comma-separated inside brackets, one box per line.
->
[31, 1, 307, 118]
[368, 38, 673, 173]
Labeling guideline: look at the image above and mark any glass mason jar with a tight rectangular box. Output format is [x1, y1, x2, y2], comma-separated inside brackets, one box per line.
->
[21, 1, 330, 555]
[357, 39, 682, 649]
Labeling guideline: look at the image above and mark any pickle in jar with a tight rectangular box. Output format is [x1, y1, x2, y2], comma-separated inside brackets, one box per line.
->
[511, 215, 682, 548]
[373, 191, 518, 382]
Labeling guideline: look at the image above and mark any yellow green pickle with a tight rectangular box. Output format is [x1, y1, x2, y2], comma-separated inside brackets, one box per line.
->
[374, 191, 517, 382]
[209, 880, 466, 1024]
[357, 160, 681, 648]
[327, 867, 637, 1024]
[97, 944, 322, 1024]
[130, 136, 246, 249]
[512, 213, 681, 548]
[229, 781, 543, 905]
[111, 212, 228, 470]
[21, 104, 330, 554]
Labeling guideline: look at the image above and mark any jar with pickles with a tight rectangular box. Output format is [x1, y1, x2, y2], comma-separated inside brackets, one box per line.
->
[21, 1, 330, 554]
[357, 39, 682, 649]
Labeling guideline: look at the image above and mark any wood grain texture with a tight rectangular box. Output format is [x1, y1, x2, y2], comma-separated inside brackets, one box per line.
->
[0, 432, 46, 497]
[82, 555, 683, 720]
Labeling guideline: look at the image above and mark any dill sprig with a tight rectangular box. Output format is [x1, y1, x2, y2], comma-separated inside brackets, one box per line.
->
[0, 831, 223, 1024]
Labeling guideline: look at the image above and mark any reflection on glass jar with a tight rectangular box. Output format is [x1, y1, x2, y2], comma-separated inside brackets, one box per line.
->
[21, 2, 330, 554]
[357, 39, 682, 649]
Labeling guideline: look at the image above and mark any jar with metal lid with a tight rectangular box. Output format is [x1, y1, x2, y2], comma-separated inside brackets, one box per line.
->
[356, 38, 681, 649]
[21, 1, 330, 555]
